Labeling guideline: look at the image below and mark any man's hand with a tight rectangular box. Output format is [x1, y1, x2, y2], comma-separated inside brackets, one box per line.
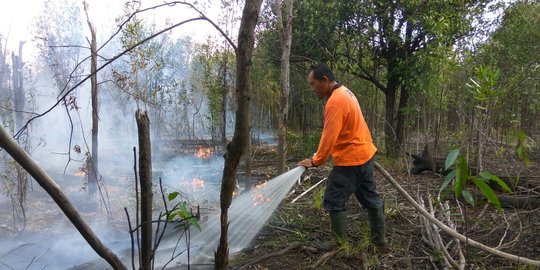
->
[298, 158, 315, 168]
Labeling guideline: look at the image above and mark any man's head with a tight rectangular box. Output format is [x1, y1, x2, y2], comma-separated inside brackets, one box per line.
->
[308, 63, 336, 98]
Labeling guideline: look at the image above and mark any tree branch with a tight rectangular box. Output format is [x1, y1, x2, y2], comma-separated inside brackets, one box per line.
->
[374, 161, 540, 267]
[15, 17, 206, 138]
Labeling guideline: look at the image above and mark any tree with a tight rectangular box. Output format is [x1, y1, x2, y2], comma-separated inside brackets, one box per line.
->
[291, 0, 489, 156]
[482, 1, 540, 136]
[83, 1, 99, 196]
[274, 0, 294, 174]
[216, 1, 263, 268]
[34, 0, 86, 175]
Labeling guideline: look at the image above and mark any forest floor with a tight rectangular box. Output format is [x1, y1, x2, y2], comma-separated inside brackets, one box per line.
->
[0, 140, 538, 270]
[229, 143, 540, 270]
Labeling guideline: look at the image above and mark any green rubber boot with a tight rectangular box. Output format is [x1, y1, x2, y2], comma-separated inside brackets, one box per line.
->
[329, 211, 347, 240]
[367, 207, 386, 247]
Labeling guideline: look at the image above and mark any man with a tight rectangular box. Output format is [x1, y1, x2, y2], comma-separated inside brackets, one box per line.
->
[298, 63, 386, 247]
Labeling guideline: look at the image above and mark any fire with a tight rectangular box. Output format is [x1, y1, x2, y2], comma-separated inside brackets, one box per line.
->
[195, 146, 212, 159]
[180, 177, 206, 193]
[251, 181, 271, 206]
[191, 177, 205, 189]
[252, 193, 272, 206]
[73, 170, 86, 177]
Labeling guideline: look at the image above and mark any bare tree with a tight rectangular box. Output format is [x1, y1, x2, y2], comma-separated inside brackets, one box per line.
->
[83, 1, 100, 195]
[135, 110, 153, 269]
[215, 0, 263, 269]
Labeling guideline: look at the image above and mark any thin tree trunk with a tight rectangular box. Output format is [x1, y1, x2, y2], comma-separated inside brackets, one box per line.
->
[244, 130, 252, 186]
[215, 1, 262, 269]
[275, 0, 293, 174]
[221, 51, 228, 150]
[395, 84, 409, 151]
[0, 124, 126, 269]
[84, 2, 99, 195]
[11, 41, 28, 229]
[384, 80, 398, 156]
[12, 42, 25, 131]
[136, 110, 153, 269]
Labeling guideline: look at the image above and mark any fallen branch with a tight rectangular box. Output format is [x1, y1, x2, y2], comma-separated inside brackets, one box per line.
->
[267, 224, 297, 234]
[310, 247, 343, 269]
[374, 161, 540, 267]
[419, 196, 464, 270]
[238, 242, 302, 269]
[292, 177, 327, 203]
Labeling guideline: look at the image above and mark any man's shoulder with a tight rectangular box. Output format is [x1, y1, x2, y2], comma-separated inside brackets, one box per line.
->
[329, 86, 355, 103]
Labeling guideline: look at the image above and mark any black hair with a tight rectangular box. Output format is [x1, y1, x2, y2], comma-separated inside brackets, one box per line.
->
[309, 62, 336, 82]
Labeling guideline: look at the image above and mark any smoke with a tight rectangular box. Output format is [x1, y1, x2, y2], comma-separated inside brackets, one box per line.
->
[0, 63, 229, 269]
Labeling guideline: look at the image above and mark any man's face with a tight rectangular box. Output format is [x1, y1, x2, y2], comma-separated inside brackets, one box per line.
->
[308, 71, 329, 98]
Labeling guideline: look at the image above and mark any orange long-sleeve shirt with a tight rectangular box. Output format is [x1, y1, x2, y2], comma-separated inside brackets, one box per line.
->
[312, 86, 377, 167]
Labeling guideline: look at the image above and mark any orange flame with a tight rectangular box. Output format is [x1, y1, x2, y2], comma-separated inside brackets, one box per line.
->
[251, 181, 271, 206]
[195, 146, 212, 159]
[73, 170, 86, 177]
[252, 193, 272, 206]
[191, 177, 205, 189]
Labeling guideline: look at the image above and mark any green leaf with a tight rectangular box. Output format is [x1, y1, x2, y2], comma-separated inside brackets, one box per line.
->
[440, 170, 455, 192]
[188, 216, 202, 231]
[471, 176, 502, 210]
[167, 212, 177, 222]
[454, 156, 468, 198]
[517, 145, 524, 160]
[168, 192, 179, 201]
[462, 190, 475, 206]
[479, 171, 512, 192]
[445, 149, 459, 170]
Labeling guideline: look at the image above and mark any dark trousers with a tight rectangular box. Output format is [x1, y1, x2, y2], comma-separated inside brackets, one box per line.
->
[323, 159, 383, 212]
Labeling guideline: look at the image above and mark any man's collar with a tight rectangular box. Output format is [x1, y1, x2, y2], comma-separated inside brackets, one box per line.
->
[328, 82, 342, 98]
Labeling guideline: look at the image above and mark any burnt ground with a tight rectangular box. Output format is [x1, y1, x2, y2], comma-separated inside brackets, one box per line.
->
[0, 141, 538, 269]
[228, 144, 540, 270]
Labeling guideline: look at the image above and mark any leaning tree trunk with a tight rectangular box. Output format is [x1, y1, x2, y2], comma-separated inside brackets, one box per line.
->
[215, 1, 263, 269]
[136, 110, 153, 269]
[0, 124, 126, 269]
[275, 0, 293, 174]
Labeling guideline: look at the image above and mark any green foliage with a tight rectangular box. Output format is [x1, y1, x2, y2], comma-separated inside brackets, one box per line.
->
[113, 2, 179, 110]
[312, 185, 325, 210]
[466, 65, 503, 110]
[514, 130, 535, 167]
[441, 148, 511, 210]
[286, 130, 321, 159]
[475, 1, 540, 134]
[164, 191, 201, 231]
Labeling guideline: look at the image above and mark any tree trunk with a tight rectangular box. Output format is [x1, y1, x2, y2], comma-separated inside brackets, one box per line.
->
[244, 130, 252, 187]
[136, 110, 153, 269]
[0, 124, 126, 269]
[84, 2, 99, 195]
[384, 75, 398, 157]
[395, 84, 409, 152]
[221, 54, 228, 150]
[11, 41, 28, 229]
[12, 42, 25, 131]
[275, 0, 293, 174]
[215, 1, 262, 269]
